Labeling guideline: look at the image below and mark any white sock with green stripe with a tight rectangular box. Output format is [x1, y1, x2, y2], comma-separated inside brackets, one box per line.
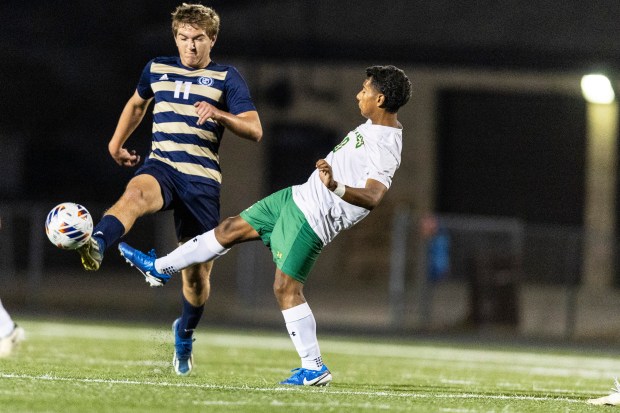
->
[282, 302, 324, 371]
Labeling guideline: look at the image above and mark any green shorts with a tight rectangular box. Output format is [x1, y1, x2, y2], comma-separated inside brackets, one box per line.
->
[239, 187, 323, 283]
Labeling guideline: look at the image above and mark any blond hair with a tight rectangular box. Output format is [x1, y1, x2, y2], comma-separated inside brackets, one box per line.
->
[171, 3, 220, 39]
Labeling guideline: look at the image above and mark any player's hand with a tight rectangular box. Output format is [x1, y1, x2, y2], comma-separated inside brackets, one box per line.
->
[194, 101, 220, 126]
[315, 159, 337, 191]
[112, 148, 141, 167]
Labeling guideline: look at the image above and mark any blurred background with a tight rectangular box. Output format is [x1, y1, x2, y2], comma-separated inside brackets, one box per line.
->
[2, 0, 620, 342]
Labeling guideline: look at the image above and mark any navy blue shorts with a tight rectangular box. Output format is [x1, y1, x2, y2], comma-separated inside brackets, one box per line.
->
[135, 161, 220, 241]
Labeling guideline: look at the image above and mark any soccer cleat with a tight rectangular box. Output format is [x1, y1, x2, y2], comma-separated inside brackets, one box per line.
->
[279, 365, 332, 386]
[0, 324, 25, 358]
[172, 318, 194, 376]
[118, 242, 171, 287]
[587, 378, 620, 405]
[78, 236, 103, 271]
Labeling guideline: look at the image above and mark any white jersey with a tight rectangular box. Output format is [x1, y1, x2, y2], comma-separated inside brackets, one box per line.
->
[292, 119, 403, 245]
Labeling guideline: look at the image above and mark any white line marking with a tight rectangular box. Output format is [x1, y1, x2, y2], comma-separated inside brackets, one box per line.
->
[193, 400, 395, 410]
[0, 373, 585, 403]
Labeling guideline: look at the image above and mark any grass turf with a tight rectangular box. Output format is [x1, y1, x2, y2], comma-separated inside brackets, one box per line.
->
[0, 319, 618, 412]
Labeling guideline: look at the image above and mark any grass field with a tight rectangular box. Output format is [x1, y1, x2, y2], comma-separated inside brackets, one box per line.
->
[0, 320, 619, 412]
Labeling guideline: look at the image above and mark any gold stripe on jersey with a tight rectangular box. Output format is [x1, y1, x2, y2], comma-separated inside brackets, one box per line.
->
[153, 102, 218, 127]
[153, 101, 196, 116]
[151, 81, 223, 102]
[150, 153, 222, 183]
[152, 140, 219, 162]
[151, 63, 228, 80]
[153, 122, 218, 143]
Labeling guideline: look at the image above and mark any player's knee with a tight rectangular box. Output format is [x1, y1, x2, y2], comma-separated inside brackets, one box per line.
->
[121, 186, 148, 206]
[273, 273, 302, 302]
[216, 216, 246, 243]
[183, 265, 211, 297]
[121, 176, 162, 211]
[272, 280, 286, 300]
[218, 216, 235, 233]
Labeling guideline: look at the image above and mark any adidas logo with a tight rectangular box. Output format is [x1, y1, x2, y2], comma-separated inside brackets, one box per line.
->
[159, 74, 169, 81]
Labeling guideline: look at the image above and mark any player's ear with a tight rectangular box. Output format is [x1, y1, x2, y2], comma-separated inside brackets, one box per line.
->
[376, 93, 386, 108]
[211, 35, 217, 47]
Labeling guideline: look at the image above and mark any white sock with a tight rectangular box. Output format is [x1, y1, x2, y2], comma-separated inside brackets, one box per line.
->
[282, 302, 323, 371]
[0, 300, 14, 337]
[155, 230, 230, 275]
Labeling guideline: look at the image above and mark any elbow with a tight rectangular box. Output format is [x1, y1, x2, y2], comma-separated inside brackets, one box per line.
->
[360, 184, 387, 211]
[251, 118, 263, 142]
[239, 128, 262, 143]
[242, 125, 262, 143]
[365, 192, 386, 211]
[363, 197, 382, 211]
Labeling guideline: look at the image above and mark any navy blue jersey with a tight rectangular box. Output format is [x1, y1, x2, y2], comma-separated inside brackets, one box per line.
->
[136, 57, 256, 188]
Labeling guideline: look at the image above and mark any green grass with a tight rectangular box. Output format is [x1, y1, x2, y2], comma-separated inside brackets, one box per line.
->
[0, 320, 618, 412]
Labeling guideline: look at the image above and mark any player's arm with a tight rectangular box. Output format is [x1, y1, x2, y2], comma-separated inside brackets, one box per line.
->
[194, 101, 263, 142]
[315, 159, 388, 210]
[108, 90, 153, 167]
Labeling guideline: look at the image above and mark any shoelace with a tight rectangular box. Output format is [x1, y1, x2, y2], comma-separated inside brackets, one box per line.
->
[289, 367, 317, 379]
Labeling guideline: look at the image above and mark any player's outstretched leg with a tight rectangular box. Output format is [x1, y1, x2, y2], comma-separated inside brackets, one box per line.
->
[172, 318, 194, 376]
[77, 237, 104, 271]
[0, 324, 25, 358]
[118, 242, 171, 287]
[279, 365, 332, 386]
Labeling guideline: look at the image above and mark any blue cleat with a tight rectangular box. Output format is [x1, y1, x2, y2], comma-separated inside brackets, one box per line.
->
[118, 242, 171, 287]
[172, 318, 194, 376]
[279, 365, 332, 386]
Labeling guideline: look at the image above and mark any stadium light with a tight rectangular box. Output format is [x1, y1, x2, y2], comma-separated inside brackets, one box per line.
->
[581, 74, 615, 104]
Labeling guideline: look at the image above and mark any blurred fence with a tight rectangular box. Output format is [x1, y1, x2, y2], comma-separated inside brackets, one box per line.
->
[398, 213, 586, 334]
[413, 214, 583, 286]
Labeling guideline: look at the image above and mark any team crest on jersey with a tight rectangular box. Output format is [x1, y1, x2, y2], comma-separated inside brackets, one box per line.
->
[355, 131, 364, 148]
[198, 76, 214, 86]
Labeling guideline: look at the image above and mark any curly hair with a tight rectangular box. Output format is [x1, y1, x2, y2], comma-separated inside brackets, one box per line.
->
[171, 3, 220, 39]
[365, 65, 412, 113]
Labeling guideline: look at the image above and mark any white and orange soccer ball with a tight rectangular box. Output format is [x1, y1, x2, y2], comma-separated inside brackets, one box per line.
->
[45, 202, 93, 250]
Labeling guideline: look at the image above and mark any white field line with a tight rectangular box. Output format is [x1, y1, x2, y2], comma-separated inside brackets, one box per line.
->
[0, 373, 585, 404]
[193, 400, 396, 410]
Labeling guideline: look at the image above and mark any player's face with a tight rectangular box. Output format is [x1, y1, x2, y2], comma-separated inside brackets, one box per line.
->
[175, 24, 216, 69]
[356, 78, 382, 119]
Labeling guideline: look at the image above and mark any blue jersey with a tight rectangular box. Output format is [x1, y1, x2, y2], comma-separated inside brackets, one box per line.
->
[136, 57, 256, 188]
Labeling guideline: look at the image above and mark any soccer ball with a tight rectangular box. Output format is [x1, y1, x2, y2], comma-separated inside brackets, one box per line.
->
[45, 202, 93, 250]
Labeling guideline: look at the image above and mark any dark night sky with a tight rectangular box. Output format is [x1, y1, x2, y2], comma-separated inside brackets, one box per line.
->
[1, 1, 619, 205]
